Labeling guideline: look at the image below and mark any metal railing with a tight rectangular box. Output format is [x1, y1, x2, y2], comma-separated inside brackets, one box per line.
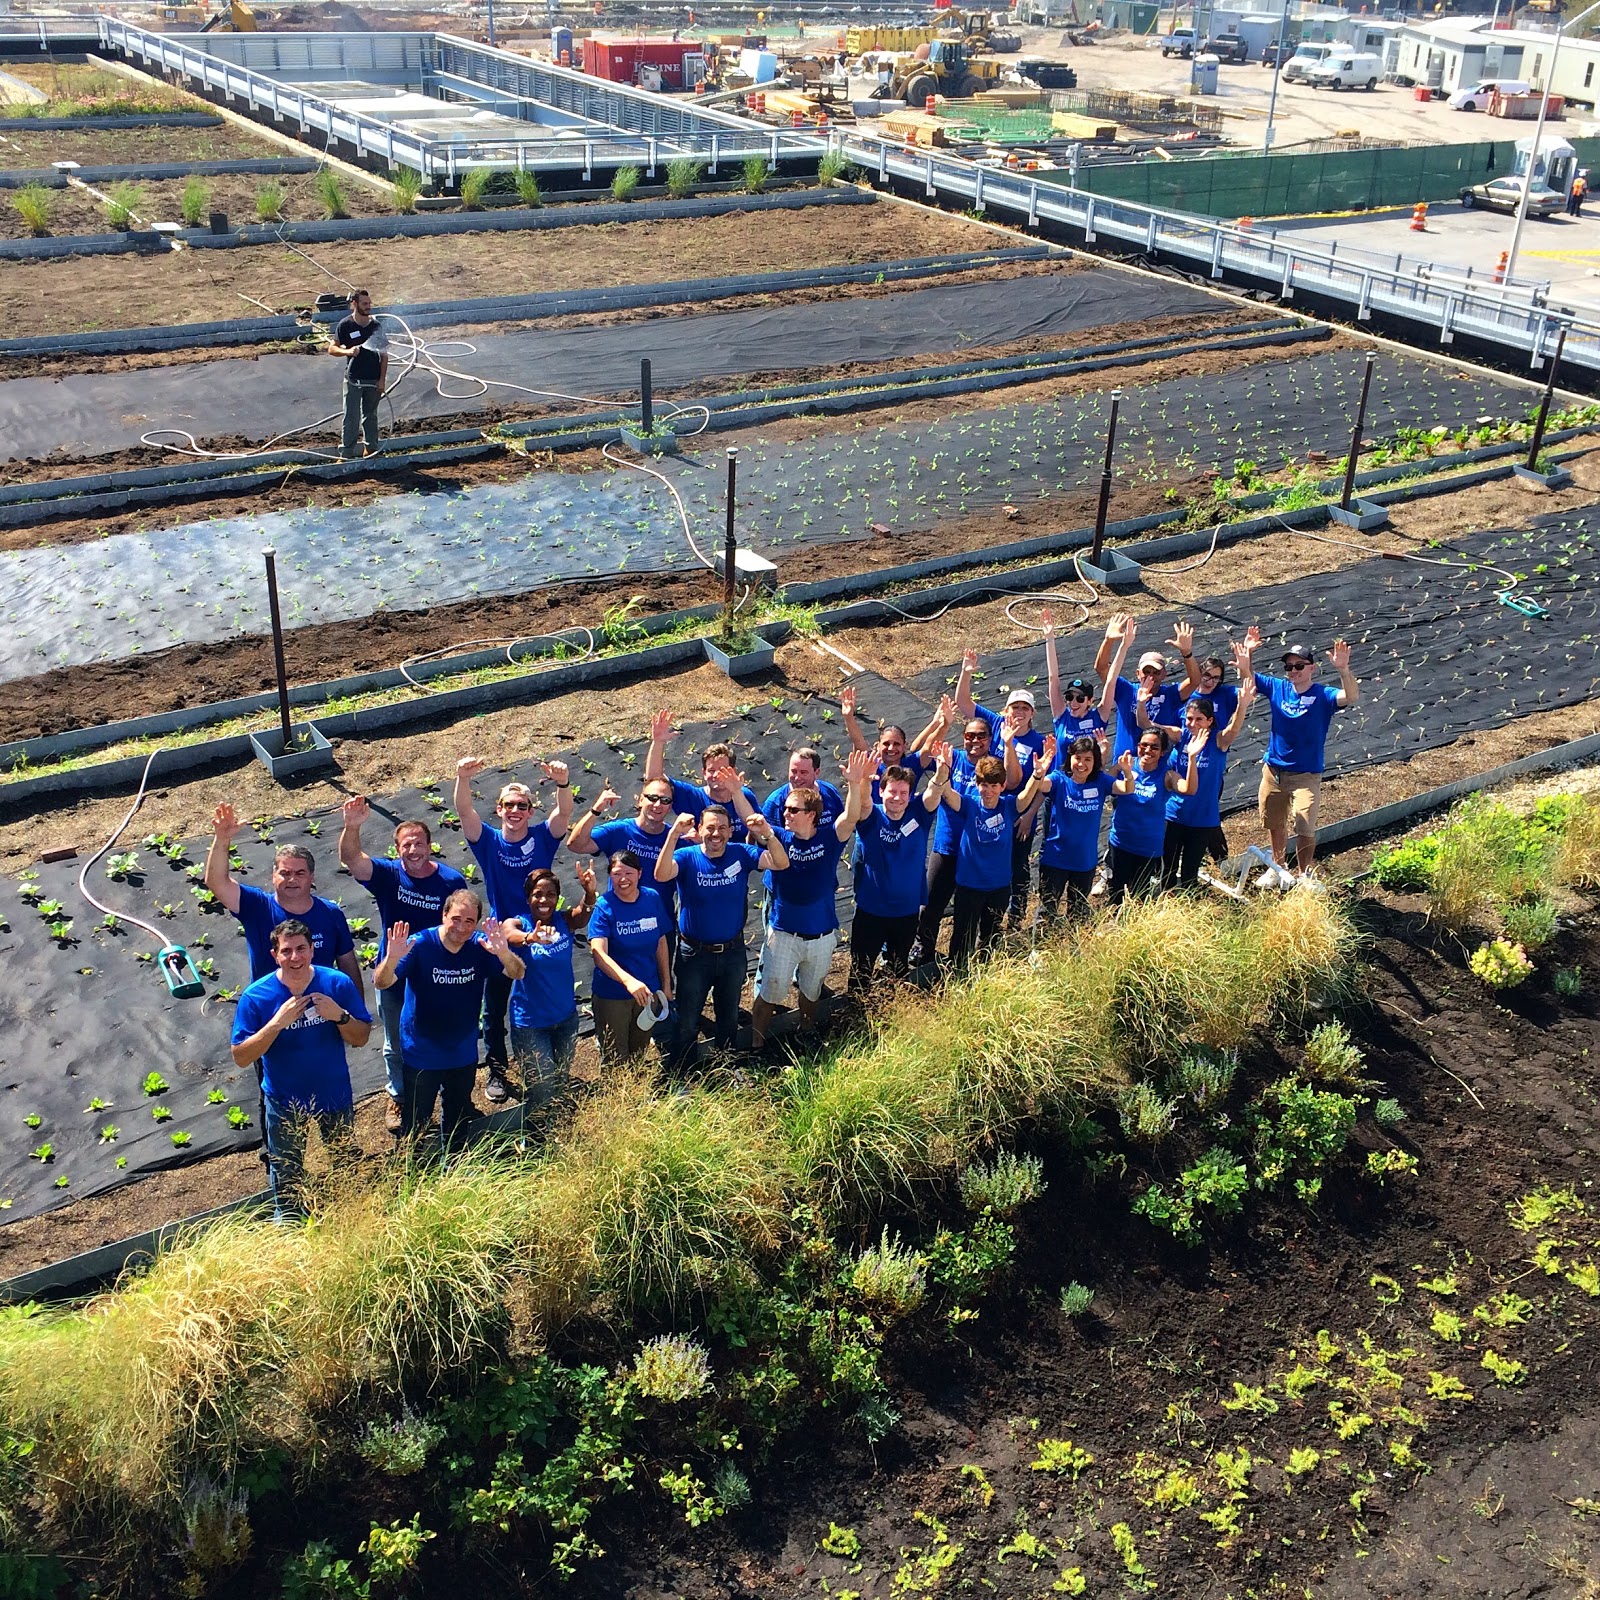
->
[834, 128, 1600, 376]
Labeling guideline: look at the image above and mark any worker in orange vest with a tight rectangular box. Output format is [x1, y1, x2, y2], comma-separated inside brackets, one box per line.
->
[1569, 170, 1588, 217]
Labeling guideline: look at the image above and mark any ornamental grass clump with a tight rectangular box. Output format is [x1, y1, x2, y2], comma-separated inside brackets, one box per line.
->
[13, 182, 53, 235]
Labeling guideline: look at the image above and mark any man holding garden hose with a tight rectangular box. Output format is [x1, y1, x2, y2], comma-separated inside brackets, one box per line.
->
[328, 287, 389, 460]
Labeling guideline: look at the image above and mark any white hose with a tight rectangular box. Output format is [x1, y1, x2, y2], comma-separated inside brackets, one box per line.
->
[76, 749, 169, 946]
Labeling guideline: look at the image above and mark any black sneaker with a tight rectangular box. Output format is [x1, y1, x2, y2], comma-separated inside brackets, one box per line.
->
[484, 1065, 510, 1104]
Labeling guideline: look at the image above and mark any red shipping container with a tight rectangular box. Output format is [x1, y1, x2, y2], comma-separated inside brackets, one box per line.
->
[579, 33, 704, 89]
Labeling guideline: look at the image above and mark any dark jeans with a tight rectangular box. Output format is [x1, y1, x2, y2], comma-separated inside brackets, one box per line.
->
[377, 981, 404, 1100]
[1163, 821, 1212, 888]
[672, 939, 746, 1068]
[849, 908, 919, 988]
[342, 379, 380, 457]
[481, 964, 511, 1069]
[1007, 830, 1036, 923]
[263, 1096, 354, 1221]
[1038, 863, 1095, 923]
[1107, 844, 1163, 902]
[915, 850, 958, 958]
[950, 884, 1009, 968]
[510, 1016, 579, 1114]
[401, 1063, 477, 1153]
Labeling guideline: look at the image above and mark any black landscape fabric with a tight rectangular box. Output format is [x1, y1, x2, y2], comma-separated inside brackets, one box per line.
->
[0, 268, 1226, 462]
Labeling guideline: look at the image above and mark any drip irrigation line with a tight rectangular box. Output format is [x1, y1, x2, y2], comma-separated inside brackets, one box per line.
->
[75, 748, 168, 946]
[397, 627, 598, 691]
[865, 555, 1104, 636]
[1279, 515, 1525, 601]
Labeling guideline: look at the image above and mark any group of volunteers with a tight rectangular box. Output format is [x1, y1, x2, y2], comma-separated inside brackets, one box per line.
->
[222, 613, 1358, 1215]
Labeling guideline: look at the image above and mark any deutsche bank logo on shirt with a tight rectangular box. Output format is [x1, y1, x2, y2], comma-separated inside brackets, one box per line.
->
[977, 811, 1006, 839]
[614, 914, 659, 937]
[790, 839, 828, 865]
[1279, 693, 1318, 720]
[429, 965, 478, 985]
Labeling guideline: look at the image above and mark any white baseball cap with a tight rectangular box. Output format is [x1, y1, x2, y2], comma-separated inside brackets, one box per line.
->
[1006, 688, 1036, 709]
[636, 990, 671, 1032]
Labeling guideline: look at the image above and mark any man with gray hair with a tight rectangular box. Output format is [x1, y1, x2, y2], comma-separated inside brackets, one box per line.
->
[206, 802, 364, 1000]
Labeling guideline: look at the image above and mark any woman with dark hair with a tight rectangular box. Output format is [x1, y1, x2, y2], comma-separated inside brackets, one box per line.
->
[506, 863, 596, 1116]
[588, 849, 672, 1064]
[1156, 679, 1255, 888]
[1107, 728, 1184, 901]
[1026, 734, 1114, 923]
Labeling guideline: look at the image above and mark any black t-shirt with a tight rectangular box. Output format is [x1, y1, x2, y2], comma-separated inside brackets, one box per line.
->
[334, 315, 388, 383]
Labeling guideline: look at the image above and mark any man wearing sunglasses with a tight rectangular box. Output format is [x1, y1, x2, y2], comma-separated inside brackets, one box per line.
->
[1235, 634, 1359, 887]
[568, 775, 686, 956]
[453, 756, 574, 1104]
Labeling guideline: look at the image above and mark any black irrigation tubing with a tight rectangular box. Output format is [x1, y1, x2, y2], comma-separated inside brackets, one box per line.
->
[0, 244, 1056, 359]
[0, 156, 320, 190]
[9, 711, 1600, 1305]
[0, 111, 224, 129]
[0, 185, 876, 263]
[2, 439, 1589, 807]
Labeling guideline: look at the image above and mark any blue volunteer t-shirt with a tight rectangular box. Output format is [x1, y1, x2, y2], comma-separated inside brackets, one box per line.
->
[393, 928, 502, 1073]
[235, 884, 355, 982]
[1109, 761, 1171, 858]
[762, 779, 846, 832]
[770, 826, 846, 936]
[469, 820, 559, 920]
[1039, 774, 1110, 874]
[1166, 736, 1230, 830]
[1255, 672, 1342, 774]
[592, 817, 678, 921]
[364, 856, 468, 961]
[854, 804, 933, 919]
[931, 750, 977, 856]
[232, 966, 369, 1112]
[974, 703, 1046, 769]
[1112, 677, 1187, 760]
[1188, 682, 1239, 728]
[587, 887, 668, 1000]
[509, 919, 577, 1030]
[869, 751, 925, 807]
[952, 785, 1019, 892]
[1053, 706, 1107, 759]
[674, 843, 762, 945]
[668, 779, 760, 844]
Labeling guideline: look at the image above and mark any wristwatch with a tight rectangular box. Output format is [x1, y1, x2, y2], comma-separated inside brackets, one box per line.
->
[335, 1009, 352, 1025]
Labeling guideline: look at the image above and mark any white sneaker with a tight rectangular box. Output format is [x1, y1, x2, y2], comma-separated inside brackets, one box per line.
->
[1253, 865, 1292, 891]
[1292, 871, 1328, 894]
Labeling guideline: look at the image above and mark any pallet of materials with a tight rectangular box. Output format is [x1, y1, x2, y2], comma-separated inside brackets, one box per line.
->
[882, 108, 952, 146]
[970, 85, 1047, 108]
[1051, 110, 1118, 139]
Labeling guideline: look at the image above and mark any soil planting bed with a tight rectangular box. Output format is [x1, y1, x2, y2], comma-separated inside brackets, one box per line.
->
[0, 121, 286, 171]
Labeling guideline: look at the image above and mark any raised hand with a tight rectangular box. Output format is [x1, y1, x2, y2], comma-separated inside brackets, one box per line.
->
[936, 693, 957, 732]
[1243, 624, 1263, 654]
[1231, 638, 1254, 676]
[1041, 607, 1055, 640]
[481, 917, 510, 956]
[212, 801, 239, 842]
[649, 707, 675, 743]
[1104, 610, 1133, 643]
[844, 747, 874, 786]
[1331, 638, 1351, 671]
[341, 795, 369, 830]
[1188, 726, 1211, 755]
[840, 684, 856, 717]
[746, 812, 774, 841]
[593, 785, 621, 815]
[1168, 618, 1194, 656]
[1118, 749, 1135, 776]
[386, 920, 415, 966]
[961, 646, 979, 674]
[672, 812, 697, 835]
[456, 756, 486, 781]
[574, 861, 597, 897]
[542, 759, 569, 788]
[999, 720, 1016, 746]
[931, 740, 954, 777]
[1037, 734, 1058, 770]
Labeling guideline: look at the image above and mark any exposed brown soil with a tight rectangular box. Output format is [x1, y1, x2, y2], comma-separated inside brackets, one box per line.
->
[0, 122, 282, 170]
[0, 200, 1010, 341]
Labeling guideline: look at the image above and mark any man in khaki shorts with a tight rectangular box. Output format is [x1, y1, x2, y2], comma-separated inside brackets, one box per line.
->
[1234, 636, 1359, 887]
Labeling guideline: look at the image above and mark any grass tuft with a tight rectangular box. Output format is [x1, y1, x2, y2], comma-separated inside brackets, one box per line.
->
[179, 176, 211, 228]
[458, 167, 490, 210]
[610, 165, 641, 202]
[12, 182, 52, 236]
[313, 167, 347, 220]
[513, 167, 543, 207]
[390, 167, 422, 213]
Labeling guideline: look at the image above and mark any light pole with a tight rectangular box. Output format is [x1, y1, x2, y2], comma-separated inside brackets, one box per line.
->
[1505, 0, 1600, 282]
[1262, 0, 1291, 154]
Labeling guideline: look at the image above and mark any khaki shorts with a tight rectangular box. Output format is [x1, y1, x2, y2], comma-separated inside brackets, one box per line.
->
[757, 926, 838, 1004]
[1258, 765, 1322, 840]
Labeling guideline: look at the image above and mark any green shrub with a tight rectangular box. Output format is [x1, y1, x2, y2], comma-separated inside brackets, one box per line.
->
[610, 165, 641, 201]
[817, 149, 847, 186]
[665, 156, 703, 198]
[1469, 937, 1533, 989]
[1431, 796, 1562, 932]
[1133, 1148, 1249, 1245]
[1251, 1080, 1360, 1201]
[1554, 964, 1583, 997]
[390, 167, 422, 213]
[255, 180, 284, 222]
[458, 166, 490, 209]
[313, 167, 347, 220]
[1169, 1047, 1236, 1109]
[1302, 1020, 1368, 1085]
[741, 155, 771, 194]
[957, 1151, 1045, 1217]
[102, 182, 143, 229]
[1117, 1081, 1179, 1145]
[179, 175, 211, 227]
[357, 1410, 444, 1476]
[1369, 833, 1442, 891]
[632, 1334, 713, 1401]
[1373, 1097, 1407, 1127]
[1059, 1281, 1094, 1317]
[513, 167, 543, 206]
[11, 182, 52, 236]
[1502, 897, 1557, 951]
[848, 1229, 928, 1318]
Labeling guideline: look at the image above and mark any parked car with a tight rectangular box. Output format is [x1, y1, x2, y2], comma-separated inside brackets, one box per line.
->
[1161, 27, 1196, 57]
[1204, 34, 1249, 63]
[1260, 42, 1295, 68]
[1447, 78, 1531, 111]
[1282, 43, 1333, 82]
[1459, 176, 1564, 217]
[1305, 51, 1381, 90]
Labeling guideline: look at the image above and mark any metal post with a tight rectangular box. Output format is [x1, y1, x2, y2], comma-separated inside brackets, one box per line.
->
[1262, 0, 1290, 154]
[486, 0, 497, 46]
[1340, 353, 1376, 511]
[722, 447, 738, 636]
[263, 548, 293, 749]
[1089, 390, 1122, 566]
[640, 358, 653, 437]
[1526, 324, 1568, 468]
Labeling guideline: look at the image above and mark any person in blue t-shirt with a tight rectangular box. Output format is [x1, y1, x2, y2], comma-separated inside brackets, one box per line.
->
[338, 795, 468, 1132]
[644, 709, 761, 843]
[1093, 612, 1187, 762]
[206, 802, 362, 995]
[850, 748, 952, 988]
[506, 865, 597, 1119]
[565, 775, 682, 941]
[376, 891, 525, 1153]
[588, 852, 672, 1065]
[939, 738, 1033, 967]
[1024, 734, 1120, 923]
[1158, 680, 1255, 888]
[751, 748, 873, 1047]
[840, 682, 942, 805]
[1107, 730, 1184, 901]
[654, 803, 788, 1069]
[762, 746, 847, 834]
[1164, 618, 1246, 869]
[453, 755, 574, 1103]
[1043, 608, 1109, 757]
[1241, 634, 1359, 884]
[230, 919, 372, 1220]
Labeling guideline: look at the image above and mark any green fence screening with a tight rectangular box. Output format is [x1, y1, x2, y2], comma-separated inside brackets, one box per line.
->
[1038, 136, 1600, 217]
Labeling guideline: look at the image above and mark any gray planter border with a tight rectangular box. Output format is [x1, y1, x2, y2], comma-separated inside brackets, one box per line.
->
[0, 111, 223, 129]
[0, 156, 318, 189]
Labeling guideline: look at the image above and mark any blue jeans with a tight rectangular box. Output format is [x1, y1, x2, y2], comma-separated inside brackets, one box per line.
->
[263, 1096, 354, 1221]
[510, 1016, 579, 1113]
[378, 982, 405, 1100]
[671, 939, 746, 1069]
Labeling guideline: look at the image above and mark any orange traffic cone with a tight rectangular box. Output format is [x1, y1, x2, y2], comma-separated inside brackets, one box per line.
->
[1493, 249, 1509, 283]
[1410, 201, 1427, 231]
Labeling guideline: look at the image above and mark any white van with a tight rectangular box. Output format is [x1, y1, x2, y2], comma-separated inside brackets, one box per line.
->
[1447, 78, 1531, 111]
[1282, 43, 1332, 82]
[1306, 51, 1381, 90]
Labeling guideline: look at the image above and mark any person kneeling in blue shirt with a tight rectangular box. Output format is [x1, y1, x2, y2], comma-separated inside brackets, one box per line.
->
[230, 919, 372, 1221]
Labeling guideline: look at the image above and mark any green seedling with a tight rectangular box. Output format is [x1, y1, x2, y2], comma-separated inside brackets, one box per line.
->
[23, 1113, 41, 1129]
[207, 1089, 227, 1105]
[170, 1131, 192, 1148]
[1283, 1447, 1320, 1478]
[1221, 1382, 1278, 1416]
[151, 1106, 173, 1123]
[1030, 1439, 1094, 1479]
[100, 1125, 119, 1143]
[84, 1097, 109, 1113]
[1431, 1309, 1464, 1341]
[226, 1106, 251, 1129]
[819, 1523, 861, 1559]
[1427, 1372, 1473, 1403]
[1416, 1271, 1459, 1296]
[29, 1143, 53, 1162]
[1480, 1350, 1526, 1385]
[142, 1072, 169, 1096]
